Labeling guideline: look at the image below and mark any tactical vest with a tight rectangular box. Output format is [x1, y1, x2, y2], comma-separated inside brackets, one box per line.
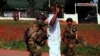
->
[64, 25, 76, 39]
[29, 21, 47, 46]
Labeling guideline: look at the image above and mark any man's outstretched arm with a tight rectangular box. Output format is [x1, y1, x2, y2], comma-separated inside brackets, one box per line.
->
[49, 5, 59, 26]
[50, 12, 57, 26]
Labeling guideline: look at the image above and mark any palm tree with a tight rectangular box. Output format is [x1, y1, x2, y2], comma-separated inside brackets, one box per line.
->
[27, 0, 35, 17]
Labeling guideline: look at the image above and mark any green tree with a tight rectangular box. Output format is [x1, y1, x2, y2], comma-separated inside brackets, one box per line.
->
[98, 0, 100, 14]
[43, 0, 49, 11]
[0, 0, 7, 8]
[27, 0, 49, 11]
[64, 0, 75, 14]
[0, 0, 8, 16]
[27, 0, 35, 10]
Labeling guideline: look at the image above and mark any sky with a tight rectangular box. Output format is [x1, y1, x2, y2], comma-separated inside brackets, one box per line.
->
[92, 0, 98, 3]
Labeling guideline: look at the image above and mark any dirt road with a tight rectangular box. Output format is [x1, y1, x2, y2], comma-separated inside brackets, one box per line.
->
[0, 49, 50, 56]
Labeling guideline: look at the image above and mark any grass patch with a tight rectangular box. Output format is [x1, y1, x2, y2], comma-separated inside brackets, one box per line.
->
[0, 20, 100, 56]
[77, 24, 100, 30]
[41, 46, 49, 52]
[75, 44, 100, 55]
[0, 40, 27, 50]
[0, 40, 100, 55]
[61, 44, 100, 56]
[0, 20, 100, 30]
[0, 20, 32, 26]
[61, 24, 100, 30]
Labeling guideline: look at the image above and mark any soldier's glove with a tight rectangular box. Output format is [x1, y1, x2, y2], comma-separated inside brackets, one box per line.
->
[72, 28, 76, 33]
[75, 39, 79, 44]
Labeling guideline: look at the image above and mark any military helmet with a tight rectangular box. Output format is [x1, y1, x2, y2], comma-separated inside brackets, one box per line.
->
[36, 12, 47, 20]
[66, 18, 73, 22]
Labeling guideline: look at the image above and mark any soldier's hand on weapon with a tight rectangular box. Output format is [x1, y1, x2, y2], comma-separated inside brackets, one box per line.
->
[28, 41, 34, 45]
[28, 38, 34, 45]
[75, 33, 79, 44]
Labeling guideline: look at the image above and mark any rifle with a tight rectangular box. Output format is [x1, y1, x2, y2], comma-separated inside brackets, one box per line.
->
[34, 21, 47, 46]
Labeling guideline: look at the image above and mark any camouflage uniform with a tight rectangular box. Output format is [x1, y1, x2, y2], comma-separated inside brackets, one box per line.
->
[25, 20, 47, 56]
[63, 23, 77, 56]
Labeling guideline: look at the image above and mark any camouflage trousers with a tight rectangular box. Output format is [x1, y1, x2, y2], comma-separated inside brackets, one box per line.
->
[64, 38, 76, 56]
[28, 40, 42, 56]
[28, 31, 47, 56]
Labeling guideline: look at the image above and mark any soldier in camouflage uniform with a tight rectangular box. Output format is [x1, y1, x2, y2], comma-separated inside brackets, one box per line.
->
[63, 18, 78, 56]
[24, 13, 47, 56]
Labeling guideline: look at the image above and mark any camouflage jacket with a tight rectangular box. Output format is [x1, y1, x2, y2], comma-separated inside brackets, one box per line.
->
[64, 24, 77, 39]
[27, 21, 48, 45]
